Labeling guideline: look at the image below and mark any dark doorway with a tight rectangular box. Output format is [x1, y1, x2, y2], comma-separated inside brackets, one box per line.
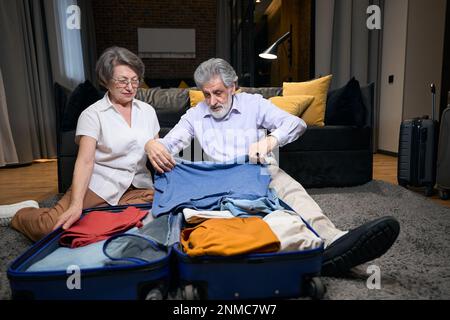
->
[231, 0, 314, 88]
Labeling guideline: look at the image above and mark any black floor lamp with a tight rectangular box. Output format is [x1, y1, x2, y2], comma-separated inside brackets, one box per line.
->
[258, 29, 292, 67]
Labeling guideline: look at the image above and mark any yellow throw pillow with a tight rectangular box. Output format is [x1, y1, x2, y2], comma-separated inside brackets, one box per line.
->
[189, 90, 205, 107]
[269, 95, 315, 116]
[283, 75, 332, 126]
[178, 80, 189, 89]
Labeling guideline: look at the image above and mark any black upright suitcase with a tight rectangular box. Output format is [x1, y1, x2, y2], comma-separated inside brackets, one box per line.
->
[397, 84, 439, 196]
[436, 92, 450, 200]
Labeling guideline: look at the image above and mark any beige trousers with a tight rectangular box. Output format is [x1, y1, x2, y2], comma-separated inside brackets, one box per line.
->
[11, 187, 154, 242]
[267, 162, 346, 247]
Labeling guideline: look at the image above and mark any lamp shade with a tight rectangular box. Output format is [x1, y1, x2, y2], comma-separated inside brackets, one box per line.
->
[259, 31, 291, 60]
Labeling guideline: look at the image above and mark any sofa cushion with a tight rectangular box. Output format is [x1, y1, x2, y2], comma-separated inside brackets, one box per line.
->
[136, 88, 190, 127]
[360, 83, 374, 128]
[58, 155, 76, 193]
[269, 95, 315, 116]
[239, 87, 282, 99]
[61, 80, 103, 131]
[59, 130, 78, 156]
[325, 77, 366, 127]
[281, 126, 371, 152]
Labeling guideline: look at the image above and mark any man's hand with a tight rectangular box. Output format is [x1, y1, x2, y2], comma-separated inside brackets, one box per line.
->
[145, 139, 176, 173]
[248, 136, 278, 164]
[53, 206, 83, 231]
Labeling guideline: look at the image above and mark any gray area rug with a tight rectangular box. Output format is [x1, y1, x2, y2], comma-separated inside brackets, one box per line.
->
[1, 180, 449, 300]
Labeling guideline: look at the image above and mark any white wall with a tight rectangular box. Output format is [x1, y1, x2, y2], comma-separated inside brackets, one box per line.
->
[378, 0, 447, 153]
[403, 0, 447, 121]
[378, 0, 409, 153]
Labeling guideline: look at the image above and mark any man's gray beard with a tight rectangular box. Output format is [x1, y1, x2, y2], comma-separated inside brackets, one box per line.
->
[209, 97, 233, 120]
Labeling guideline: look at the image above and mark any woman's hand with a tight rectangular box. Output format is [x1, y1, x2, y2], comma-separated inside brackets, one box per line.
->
[53, 206, 83, 231]
[248, 136, 278, 164]
[145, 139, 176, 173]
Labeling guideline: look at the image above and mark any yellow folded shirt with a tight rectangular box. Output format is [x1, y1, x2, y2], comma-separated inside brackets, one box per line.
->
[181, 217, 280, 257]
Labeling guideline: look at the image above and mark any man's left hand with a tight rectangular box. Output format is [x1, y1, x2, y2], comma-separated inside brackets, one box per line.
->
[248, 136, 278, 164]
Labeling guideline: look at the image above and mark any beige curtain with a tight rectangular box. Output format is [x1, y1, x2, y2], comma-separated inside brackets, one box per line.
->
[0, 0, 57, 164]
[0, 68, 19, 167]
[315, 0, 384, 151]
[315, 0, 383, 90]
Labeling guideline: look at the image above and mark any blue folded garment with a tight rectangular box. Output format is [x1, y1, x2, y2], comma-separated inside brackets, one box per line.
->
[152, 156, 272, 217]
[220, 190, 284, 217]
[102, 214, 182, 264]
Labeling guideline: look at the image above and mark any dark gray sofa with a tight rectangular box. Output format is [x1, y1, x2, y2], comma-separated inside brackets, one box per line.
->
[54, 82, 374, 193]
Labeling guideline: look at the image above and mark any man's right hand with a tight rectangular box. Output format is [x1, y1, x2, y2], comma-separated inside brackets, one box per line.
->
[145, 139, 176, 173]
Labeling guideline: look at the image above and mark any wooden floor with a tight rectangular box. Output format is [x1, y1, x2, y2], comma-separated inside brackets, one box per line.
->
[0, 159, 58, 204]
[0, 155, 449, 208]
[373, 154, 450, 208]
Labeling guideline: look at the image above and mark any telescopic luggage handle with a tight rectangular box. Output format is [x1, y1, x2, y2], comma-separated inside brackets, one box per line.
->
[431, 83, 436, 121]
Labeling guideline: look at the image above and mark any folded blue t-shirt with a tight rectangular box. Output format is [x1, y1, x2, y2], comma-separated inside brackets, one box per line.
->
[152, 157, 272, 217]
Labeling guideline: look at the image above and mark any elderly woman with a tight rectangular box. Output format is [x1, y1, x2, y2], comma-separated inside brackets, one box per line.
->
[6, 47, 160, 242]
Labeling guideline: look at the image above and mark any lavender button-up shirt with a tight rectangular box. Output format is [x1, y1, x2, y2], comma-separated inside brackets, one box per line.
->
[159, 92, 307, 162]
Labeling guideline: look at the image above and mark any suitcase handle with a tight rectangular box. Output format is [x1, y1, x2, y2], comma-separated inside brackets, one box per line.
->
[82, 203, 152, 214]
[431, 83, 436, 121]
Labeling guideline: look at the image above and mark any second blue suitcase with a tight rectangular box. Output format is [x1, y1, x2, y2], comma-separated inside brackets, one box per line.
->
[173, 201, 325, 300]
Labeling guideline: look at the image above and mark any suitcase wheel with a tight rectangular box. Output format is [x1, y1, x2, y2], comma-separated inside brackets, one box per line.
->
[306, 277, 326, 300]
[144, 288, 164, 300]
[182, 284, 200, 300]
[439, 190, 450, 200]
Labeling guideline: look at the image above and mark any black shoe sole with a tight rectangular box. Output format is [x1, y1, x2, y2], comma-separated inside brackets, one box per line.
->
[321, 218, 400, 277]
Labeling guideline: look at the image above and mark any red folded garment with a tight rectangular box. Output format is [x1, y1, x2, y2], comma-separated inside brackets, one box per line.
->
[60, 206, 148, 248]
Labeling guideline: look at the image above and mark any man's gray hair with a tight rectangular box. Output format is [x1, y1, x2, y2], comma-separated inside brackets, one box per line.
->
[194, 58, 238, 89]
[95, 46, 145, 88]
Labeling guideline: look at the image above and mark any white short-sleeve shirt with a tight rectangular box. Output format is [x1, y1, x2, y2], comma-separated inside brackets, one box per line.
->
[75, 93, 160, 205]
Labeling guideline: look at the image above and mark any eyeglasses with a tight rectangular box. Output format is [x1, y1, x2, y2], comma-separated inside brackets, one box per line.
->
[112, 78, 140, 88]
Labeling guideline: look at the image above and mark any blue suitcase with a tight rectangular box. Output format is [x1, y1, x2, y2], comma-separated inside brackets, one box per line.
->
[173, 201, 325, 300]
[7, 204, 181, 300]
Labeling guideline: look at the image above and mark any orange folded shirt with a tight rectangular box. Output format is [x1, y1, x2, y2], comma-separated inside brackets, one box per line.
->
[181, 217, 280, 257]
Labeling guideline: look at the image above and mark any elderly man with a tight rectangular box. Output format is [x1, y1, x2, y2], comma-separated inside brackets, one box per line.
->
[145, 58, 400, 276]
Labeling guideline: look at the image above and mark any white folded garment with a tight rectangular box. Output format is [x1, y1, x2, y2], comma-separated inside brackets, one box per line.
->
[263, 210, 323, 252]
[182, 208, 235, 224]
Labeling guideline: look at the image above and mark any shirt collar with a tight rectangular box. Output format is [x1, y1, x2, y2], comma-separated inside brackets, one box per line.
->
[99, 92, 140, 111]
[201, 94, 242, 119]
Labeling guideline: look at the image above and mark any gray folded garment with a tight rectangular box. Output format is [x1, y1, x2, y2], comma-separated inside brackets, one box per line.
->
[103, 214, 181, 264]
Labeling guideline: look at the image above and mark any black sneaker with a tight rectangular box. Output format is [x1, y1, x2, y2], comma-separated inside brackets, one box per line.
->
[321, 216, 400, 277]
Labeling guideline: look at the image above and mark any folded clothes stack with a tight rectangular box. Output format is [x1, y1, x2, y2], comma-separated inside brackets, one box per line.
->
[154, 159, 323, 257]
[180, 209, 323, 257]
